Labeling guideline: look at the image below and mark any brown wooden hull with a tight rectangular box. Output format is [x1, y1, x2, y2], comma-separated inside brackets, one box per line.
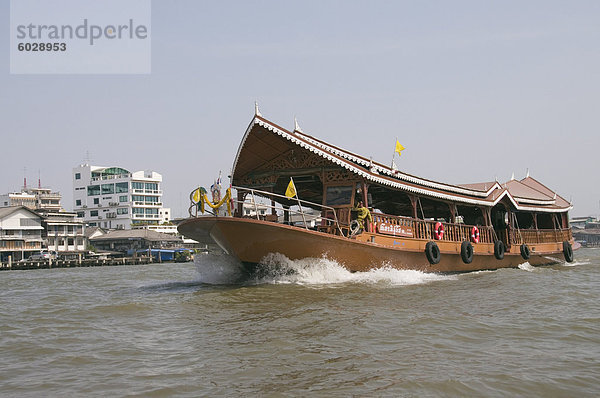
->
[178, 217, 567, 273]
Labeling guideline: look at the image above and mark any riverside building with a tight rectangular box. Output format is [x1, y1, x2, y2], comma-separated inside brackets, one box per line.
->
[72, 164, 171, 230]
[1, 184, 87, 259]
[1, 187, 61, 211]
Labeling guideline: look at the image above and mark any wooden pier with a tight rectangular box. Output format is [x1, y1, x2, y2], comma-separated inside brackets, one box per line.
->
[0, 256, 161, 271]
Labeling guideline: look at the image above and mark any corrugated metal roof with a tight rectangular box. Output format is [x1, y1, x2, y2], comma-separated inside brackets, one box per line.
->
[90, 229, 179, 242]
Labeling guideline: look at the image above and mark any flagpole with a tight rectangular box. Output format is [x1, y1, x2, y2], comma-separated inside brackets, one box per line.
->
[391, 137, 398, 169]
[291, 177, 308, 228]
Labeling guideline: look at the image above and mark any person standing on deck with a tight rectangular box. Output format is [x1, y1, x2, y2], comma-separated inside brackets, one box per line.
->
[355, 201, 373, 232]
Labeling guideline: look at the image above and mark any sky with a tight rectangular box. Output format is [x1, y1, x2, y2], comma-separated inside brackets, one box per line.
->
[1, 0, 599, 218]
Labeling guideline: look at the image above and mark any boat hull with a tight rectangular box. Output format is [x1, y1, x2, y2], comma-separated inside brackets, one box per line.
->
[178, 217, 565, 273]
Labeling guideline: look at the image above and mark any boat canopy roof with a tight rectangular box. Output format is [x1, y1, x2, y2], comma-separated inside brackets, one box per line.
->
[231, 113, 571, 213]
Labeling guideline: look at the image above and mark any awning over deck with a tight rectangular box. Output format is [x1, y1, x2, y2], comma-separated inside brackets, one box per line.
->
[231, 113, 572, 213]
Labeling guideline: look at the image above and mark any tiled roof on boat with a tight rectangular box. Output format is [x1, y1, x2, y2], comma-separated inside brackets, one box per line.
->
[504, 179, 555, 204]
[232, 114, 572, 213]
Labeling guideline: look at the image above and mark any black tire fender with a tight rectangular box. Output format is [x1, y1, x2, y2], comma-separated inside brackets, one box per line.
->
[563, 241, 574, 263]
[520, 244, 530, 260]
[425, 241, 441, 265]
[494, 240, 505, 260]
[461, 241, 473, 264]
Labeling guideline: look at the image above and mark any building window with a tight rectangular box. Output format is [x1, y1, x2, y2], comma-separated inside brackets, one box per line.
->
[145, 196, 158, 203]
[76, 199, 81, 206]
[119, 195, 128, 202]
[75, 173, 81, 180]
[145, 208, 158, 215]
[117, 208, 128, 215]
[145, 182, 158, 191]
[132, 182, 144, 190]
[90, 210, 98, 217]
[101, 183, 115, 195]
[132, 207, 144, 215]
[87, 185, 100, 196]
[88, 222, 97, 227]
[116, 182, 128, 193]
[77, 238, 83, 245]
[68, 238, 74, 245]
[77, 212, 84, 218]
[132, 195, 144, 202]
[93, 198, 99, 205]
[20, 219, 40, 227]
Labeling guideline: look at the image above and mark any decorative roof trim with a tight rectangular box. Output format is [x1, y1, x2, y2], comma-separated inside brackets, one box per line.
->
[513, 196, 556, 206]
[231, 116, 571, 213]
[292, 125, 499, 197]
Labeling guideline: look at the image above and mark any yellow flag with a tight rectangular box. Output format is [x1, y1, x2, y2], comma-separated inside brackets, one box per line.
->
[395, 140, 405, 156]
[285, 178, 297, 199]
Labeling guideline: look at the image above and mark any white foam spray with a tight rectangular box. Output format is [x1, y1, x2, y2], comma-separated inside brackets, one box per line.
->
[518, 262, 536, 272]
[252, 252, 453, 286]
[562, 259, 590, 267]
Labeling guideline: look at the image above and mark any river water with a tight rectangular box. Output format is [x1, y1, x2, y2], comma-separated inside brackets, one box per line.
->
[1, 249, 598, 397]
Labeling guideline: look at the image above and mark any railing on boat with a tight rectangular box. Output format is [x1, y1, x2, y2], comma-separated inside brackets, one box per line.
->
[189, 185, 344, 235]
[510, 228, 572, 245]
[188, 186, 571, 245]
[371, 213, 495, 244]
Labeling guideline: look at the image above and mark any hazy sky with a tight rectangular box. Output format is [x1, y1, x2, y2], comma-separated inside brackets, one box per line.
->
[1, 1, 599, 218]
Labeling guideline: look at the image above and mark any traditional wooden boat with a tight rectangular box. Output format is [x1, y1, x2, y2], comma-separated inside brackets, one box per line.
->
[178, 110, 575, 273]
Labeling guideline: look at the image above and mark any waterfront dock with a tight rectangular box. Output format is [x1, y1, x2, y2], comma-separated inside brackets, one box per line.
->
[0, 256, 172, 271]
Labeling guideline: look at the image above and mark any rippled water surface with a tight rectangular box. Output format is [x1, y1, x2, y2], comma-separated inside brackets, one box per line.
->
[1, 249, 599, 397]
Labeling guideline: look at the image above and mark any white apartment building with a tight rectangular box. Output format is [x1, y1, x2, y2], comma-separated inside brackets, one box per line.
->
[38, 210, 87, 256]
[73, 164, 171, 230]
[0, 206, 44, 262]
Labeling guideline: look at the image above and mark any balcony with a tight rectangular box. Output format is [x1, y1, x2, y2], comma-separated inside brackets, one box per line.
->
[91, 173, 131, 182]
[133, 201, 163, 206]
[0, 241, 42, 251]
[132, 214, 160, 219]
[131, 189, 162, 195]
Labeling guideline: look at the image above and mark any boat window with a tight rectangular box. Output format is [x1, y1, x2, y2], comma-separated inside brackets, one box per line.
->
[456, 205, 484, 226]
[537, 213, 554, 229]
[326, 185, 353, 206]
[514, 212, 534, 229]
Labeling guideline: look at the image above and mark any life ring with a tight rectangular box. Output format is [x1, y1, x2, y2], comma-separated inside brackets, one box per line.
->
[494, 240, 505, 260]
[471, 226, 480, 243]
[562, 241, 574, 263]
[434, 222, 444, 240]
[520, 244, 530, 260]
[461, 241, 473, 264]
[425, 241, 441, 265]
